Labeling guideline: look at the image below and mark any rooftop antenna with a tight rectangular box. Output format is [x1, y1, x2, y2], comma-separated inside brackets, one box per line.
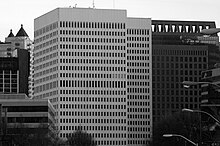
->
[113, 0, 115, 8]
[93, 0, 95, 8]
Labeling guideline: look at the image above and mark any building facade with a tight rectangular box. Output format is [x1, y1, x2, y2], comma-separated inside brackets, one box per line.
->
[152, 20, 220, 126]
[0, 25, 34, 98]
[34, 8, 152, 146]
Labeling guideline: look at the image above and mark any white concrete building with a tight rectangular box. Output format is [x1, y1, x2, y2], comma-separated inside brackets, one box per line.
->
[34, 7, 152, 146]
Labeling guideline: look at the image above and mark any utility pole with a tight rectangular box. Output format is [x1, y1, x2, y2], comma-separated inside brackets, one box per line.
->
[0, 104, 2, 146]
[4, 108, 7, 136]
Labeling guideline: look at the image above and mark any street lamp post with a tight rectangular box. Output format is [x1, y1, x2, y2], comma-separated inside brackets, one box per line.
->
[182, 109, 220, 145]
[182, 80, 220, 125]
[163, 134, 198, 146]
[182, 108, 220, 125]
[182, 81, 220, 89]
[182, 81, 220, 145]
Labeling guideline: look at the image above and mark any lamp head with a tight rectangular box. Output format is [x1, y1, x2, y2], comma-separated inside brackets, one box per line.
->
[182, 81, 198, 88]
[182, 108, 194, 112]
[163, 134, 173, 137]
[183, 84, 190, 88]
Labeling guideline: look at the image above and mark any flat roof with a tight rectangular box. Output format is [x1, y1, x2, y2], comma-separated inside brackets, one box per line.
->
[0, 94, 48, 106]
[0, 94, 29, 99]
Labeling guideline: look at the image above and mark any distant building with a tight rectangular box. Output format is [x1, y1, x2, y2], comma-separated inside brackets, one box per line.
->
[152, 20, 220, 125]
[0, 93, 56, 145]
[0, 25, 34, 98]
[34, 7, 152, 146]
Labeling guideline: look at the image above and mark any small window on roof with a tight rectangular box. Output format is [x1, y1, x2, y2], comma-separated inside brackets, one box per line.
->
[15, 43, 20, 46]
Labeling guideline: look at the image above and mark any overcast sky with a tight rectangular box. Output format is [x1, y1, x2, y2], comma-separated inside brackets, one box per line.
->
[0, 0, 219, 41]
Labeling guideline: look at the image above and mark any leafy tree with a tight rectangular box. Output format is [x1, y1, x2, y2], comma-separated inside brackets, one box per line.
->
[67, 127, 97, 146]
[6, 122, 62, 146]
[152, 111, 201, 146]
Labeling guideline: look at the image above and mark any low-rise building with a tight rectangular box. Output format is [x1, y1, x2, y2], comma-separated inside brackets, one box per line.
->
[0, 93, 56, 145]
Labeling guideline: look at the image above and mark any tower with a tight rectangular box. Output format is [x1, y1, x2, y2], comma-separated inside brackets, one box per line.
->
[34, 7, 152, 146]
[0, 25, 33, 97]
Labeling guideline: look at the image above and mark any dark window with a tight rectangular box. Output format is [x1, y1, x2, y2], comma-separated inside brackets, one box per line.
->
[8, 117, 48, 123]
[6, 106, 48, 112]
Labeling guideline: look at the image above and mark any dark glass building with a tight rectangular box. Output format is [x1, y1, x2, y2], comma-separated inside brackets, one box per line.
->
[152, 20, 220, 126]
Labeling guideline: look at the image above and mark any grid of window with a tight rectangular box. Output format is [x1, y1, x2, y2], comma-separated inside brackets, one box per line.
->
[54, 19, 128, 145]
[152, 47, 208, 123]
[0, 70, 18, 93]
[34, 21, 60, 100]
[59, 21, 125, 29]
[126, 26, 151, 145]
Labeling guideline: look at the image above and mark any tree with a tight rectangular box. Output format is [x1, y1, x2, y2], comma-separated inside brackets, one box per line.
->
[152, 111, 201, 146]
[67, 127, 97, 146]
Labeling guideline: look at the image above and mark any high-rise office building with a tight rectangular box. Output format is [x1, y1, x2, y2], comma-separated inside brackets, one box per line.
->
[34, 8, 152, 146]
[0, 25, 33, 97]
[152, 20, 220, 126]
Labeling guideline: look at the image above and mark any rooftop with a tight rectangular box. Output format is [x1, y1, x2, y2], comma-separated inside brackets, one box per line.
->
[15, 24, 28, 37]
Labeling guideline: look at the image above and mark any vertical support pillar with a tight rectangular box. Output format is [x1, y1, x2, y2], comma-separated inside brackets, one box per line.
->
[188, 25, 193, 33]
[168, 24, 172, 32]
[182, 25, 186, 32]
[174, 24, 179, 32]
[195, 25, 199, 33]
[161, 24, 165, 32]
[154, 24, 159, 32]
